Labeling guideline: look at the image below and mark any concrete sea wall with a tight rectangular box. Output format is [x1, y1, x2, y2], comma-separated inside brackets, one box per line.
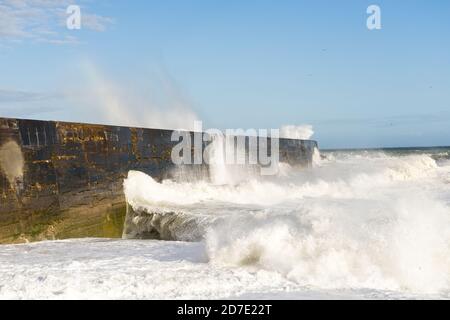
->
[0, 118, 318, 243]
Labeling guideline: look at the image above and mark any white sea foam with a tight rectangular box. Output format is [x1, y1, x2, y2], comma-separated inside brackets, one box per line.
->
[280, 125, 314, 140]
[124, 151, 450, 296]
[0, 238, 395, 300]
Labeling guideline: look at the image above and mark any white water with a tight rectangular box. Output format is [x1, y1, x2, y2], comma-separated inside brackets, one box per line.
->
[280, 125, 314, 140]
[2, 150, 450, 299]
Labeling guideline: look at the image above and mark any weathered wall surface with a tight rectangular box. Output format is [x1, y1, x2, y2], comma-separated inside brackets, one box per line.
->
[0, 118, 318, 243]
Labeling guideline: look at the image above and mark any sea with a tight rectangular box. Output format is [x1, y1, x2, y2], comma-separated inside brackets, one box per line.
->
[1, 147, 450, 299]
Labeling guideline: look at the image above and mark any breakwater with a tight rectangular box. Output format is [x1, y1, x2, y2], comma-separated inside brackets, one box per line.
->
[0, 118, 318, 243]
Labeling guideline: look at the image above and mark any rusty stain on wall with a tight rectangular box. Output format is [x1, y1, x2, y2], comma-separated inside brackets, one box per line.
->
[0, 140, 24, 190]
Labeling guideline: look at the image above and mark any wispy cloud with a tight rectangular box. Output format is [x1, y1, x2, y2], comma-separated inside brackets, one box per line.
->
[0, 88, 66, 118]
[81, 13, 113, 32]
[0, 88, 62, 102]
[0, 0, 113, 44]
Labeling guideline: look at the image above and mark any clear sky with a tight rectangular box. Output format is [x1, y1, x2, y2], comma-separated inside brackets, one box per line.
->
[0, 0, 449, 149]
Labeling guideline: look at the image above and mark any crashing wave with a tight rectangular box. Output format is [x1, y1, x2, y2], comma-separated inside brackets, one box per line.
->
[122, 151, 450, 294]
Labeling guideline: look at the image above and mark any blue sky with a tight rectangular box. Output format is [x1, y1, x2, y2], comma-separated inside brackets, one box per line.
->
[0, 0, 449, 149]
